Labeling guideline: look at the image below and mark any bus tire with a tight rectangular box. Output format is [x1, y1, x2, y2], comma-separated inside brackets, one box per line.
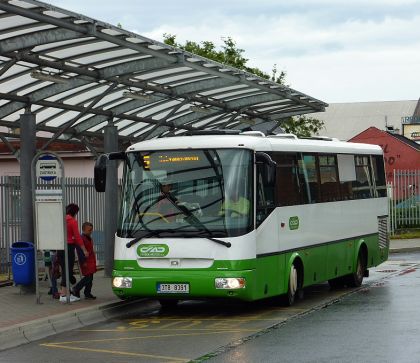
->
[346, 249, 366, 287]
[159, 299, 179, 308]
[282, 262, 302, 306]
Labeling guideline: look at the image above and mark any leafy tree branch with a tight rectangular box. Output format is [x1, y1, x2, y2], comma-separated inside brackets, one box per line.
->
[163, 34, 324, 136]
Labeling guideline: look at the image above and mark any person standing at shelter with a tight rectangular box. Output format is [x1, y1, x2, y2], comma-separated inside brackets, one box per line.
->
[72, 222, 97, 300]
[44, 250, 59, 299]
[58, 203, 88, 303]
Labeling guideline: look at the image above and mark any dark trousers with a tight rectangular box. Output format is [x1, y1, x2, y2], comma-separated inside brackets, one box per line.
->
[73, 274, 93, 296]
[57, 244, 75, 287]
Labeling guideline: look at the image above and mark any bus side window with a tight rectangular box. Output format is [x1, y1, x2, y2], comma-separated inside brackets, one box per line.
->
[337, 154, 356, 200]
[371, 155, 387, 197]
[273, 153, 304, 206]
[319, 155, 341, 202]
[353, 156, 374, 199]
[299, 154, 320, 203]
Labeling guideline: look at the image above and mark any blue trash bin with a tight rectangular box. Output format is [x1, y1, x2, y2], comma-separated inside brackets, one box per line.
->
[11, 242, 35, 285]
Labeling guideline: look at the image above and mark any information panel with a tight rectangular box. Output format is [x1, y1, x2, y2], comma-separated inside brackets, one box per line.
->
[35, 190, 65, 250]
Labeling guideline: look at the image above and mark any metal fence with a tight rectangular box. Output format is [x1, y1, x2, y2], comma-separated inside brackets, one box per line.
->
[2, 170, 418, 276]
[389, 169, 420, 234]
[0, 176, 108, 280]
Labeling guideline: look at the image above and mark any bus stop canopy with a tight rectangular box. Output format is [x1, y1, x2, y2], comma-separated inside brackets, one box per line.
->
[0, 0, 327, 152]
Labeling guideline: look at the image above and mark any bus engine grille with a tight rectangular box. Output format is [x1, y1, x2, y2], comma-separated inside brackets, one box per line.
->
[378, 216, 389, 249]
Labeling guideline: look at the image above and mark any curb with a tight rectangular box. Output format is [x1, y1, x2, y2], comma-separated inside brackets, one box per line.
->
[389, 247, 420, 254]
[0, 297, 148, 352]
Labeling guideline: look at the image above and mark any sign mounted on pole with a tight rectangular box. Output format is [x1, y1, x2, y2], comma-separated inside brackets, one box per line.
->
[36, 154, 61, 181]
[32, 151, 68, 304]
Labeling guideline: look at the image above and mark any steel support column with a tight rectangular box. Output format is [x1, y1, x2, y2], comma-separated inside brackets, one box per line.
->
[104, 123, 118, 277]
[19, 112, 36, 243]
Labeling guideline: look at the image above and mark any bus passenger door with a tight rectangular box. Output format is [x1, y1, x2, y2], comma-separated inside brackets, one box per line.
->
[256, 160, 275, 226]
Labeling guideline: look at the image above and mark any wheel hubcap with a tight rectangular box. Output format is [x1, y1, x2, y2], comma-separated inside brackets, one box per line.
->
[290, 265, 298, 296]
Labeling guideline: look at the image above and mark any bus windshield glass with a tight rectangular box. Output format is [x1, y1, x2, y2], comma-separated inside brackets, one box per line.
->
[118, 149, 253, 238]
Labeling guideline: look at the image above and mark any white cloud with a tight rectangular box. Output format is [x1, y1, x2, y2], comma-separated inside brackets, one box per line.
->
[49, 0, 420, 103]
[142, 12, 420, 103]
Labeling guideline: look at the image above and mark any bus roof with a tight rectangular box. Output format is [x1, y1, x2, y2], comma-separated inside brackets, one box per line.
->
[127, 134, 383, 155]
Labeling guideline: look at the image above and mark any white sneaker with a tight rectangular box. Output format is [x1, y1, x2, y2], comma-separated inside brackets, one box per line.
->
[70, 294, 80, 302]
[59, 295, 80, 303]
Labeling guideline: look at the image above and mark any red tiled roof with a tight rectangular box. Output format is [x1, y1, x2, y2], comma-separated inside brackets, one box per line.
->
[0, 139, 88, 154]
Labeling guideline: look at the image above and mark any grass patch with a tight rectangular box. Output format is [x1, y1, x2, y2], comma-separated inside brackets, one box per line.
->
[391, 229, 420, 239]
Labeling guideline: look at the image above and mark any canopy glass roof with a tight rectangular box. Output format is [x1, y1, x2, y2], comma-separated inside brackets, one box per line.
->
[0, 0, 327, 151]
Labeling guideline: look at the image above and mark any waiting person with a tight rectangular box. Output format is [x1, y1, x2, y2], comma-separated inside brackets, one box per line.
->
[44, 250, 59, 299]
[71, 222, 97, 300]
[58, 203, 88, 303]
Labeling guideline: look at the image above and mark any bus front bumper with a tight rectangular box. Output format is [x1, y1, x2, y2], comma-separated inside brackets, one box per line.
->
[112, 269, 256, 301]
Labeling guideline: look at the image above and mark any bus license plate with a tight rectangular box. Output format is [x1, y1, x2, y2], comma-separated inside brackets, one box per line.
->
[157, 283, 189, 294]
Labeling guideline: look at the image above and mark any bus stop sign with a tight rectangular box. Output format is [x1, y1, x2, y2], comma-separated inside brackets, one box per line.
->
[36, 154, 61, 181]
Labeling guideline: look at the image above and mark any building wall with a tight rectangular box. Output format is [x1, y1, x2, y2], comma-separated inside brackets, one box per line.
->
[349, 127, 420, 182]
[312, 100, 418, 140]
[0, 155, 96, 178]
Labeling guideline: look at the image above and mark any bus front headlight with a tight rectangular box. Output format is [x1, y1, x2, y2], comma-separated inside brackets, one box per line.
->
[215, 278, 246, 289]
[113, 276, 132, 288]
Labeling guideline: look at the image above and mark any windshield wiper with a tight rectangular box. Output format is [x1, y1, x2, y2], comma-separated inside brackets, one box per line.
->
[126, 229, 231, 248]
[169, 202, 231, 246]
[192, 231, 231, 248]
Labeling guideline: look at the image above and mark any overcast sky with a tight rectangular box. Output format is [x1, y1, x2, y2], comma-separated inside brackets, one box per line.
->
[50, 0, 420, 104]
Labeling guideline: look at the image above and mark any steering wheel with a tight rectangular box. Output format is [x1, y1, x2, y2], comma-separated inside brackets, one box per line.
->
[222, 208, 245, 217]
[139, 212, 170, 223]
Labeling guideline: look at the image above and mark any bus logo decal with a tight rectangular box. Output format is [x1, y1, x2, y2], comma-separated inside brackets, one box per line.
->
[137, 244, 169, 257]
[289, 216, 299, 230]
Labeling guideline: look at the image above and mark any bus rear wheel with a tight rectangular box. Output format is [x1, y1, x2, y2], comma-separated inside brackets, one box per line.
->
[346, 249, 366, 287]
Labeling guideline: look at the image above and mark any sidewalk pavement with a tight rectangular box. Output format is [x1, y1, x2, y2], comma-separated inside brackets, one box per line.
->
[1, 239, 419, 351]
[0, 270, 148, 351]
[389, 238, 420, 253]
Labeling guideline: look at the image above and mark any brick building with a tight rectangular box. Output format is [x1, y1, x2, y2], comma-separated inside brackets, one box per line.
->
[349, 126, 420, 183]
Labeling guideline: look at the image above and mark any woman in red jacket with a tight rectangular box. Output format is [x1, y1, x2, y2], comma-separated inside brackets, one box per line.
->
[72, 221, 97, 300]
[58, 203, 88, 303]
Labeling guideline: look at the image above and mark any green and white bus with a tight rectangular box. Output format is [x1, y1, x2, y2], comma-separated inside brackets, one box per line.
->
[95, 131, 389, 306]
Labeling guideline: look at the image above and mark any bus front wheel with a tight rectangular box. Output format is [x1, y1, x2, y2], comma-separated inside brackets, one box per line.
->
[282, 263, 303, 306]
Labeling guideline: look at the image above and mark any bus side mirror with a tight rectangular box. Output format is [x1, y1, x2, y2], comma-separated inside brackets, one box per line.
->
[94, 152, 126, 192]
[256, 152, 276, 186]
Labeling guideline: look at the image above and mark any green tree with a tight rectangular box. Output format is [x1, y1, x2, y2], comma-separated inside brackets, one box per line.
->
[164, 34, 324, 136]
[280, 116, 325, 138]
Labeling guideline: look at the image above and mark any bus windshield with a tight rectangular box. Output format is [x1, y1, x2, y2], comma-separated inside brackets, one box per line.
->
[118, 148, 253, 238]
